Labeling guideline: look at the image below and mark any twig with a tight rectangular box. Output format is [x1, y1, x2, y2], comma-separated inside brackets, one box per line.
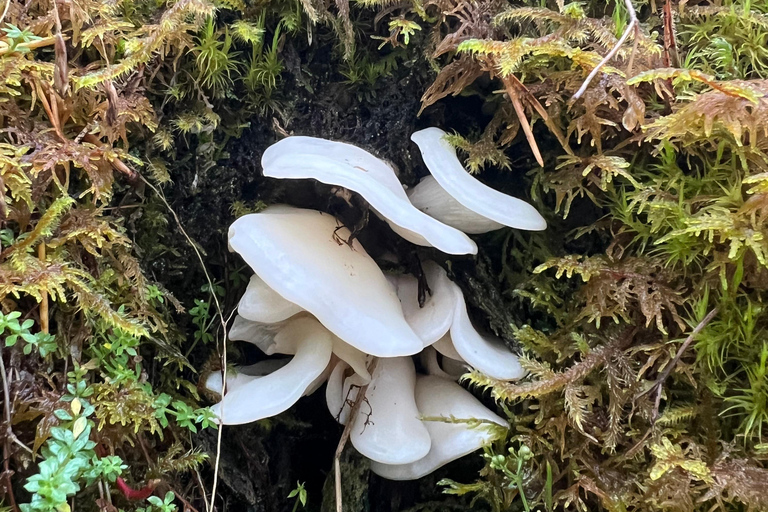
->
[0, 348, 19, 512]
[334, 358, 378, 512]
[632, 307, 720, 431]
[0, 0, 10, 27]
[82, 134, 138, 179]
[7, 429, 33, 455]
[38, 244, 48, 333]
[171, 488, 200, 512]
[646, 307, 719, 422]
[572, 0, 639, 100]
[501, 74, 544, 167]
[0, 35, 61, 56]
[141, 177, 224, 512]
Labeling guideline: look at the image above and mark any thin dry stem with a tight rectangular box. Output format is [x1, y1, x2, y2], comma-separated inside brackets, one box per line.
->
[0, 0, 9, 27]
[572, 0, 638, 100]
[502, 75, 544, 167]
[0, 35, 60, 56]
[648, 306, 720, 422]
[140, 177, 223, 512]
[38, 244, 48, 334]
[0, 348, 19, 512]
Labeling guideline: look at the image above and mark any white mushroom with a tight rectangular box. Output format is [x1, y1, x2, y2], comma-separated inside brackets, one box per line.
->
[326, 360, 369, 425]
[370, 375, 508, 480]
[449, 291, 525, 381]
[228, 205, 423, 357]
[347, 357, 432, 465]
[393, 259, 524, 381]
[409, 127, 547, 233]
[394, 261, 456, 346]
[228, 314, 281, 355]
[211, 316, 333, 425]
[326, 360, 351, 424]
[230, 313, 371, 381]
[204, 359, 290, 395]
[261, 136, 478, 255]
[238, 274, 304, 323]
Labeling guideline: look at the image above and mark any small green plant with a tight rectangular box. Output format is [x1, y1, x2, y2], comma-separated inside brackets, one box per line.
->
[288, 481, 307, 512]
[1, 312, 56, 357]
[22, 375, 126, 512]
[136, 492, 178, 512]
[1, 24, 43, 53]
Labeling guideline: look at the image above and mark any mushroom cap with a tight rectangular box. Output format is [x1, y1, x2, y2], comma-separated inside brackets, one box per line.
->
[326, 360, 370, 424]
[370, 375, 508, 480]
[348, 357, 432, 465]
[238, 274, 304, 323]
[407, 176, 504, 234]
[330, 335, 372, 382]
[228, 314, 281, 354]
[326, 360, 350, 424]
[231, 312, 371, 379]
[410, 127, 547, 232]
[261, 137, 477, 255]
[210, 316, 333, 425]
[394, 261, 456, 346]
[204, 359, 290, 395]
[450, 290, 525, 381]
[228, 205, 423, 357]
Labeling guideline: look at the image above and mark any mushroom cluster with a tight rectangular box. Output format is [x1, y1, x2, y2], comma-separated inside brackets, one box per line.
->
[206, 127, 546, 480]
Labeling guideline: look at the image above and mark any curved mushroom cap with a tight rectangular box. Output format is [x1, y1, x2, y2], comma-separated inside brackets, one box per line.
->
[229, 314, 281, 354]
[410, 127, 547, 233]
[326, 360, 350, 424]
[395, 261, 456, 346]
[370, 375, 508, 480]
[330, 335, 372, 382]
[348, 357, 432, 465]
[239, 274, 304, 323]
[210, 316, 333, 425]
[231, 313, 372, 380]
[326, 360, 371, 425]
[407, 176, 504, 234]
[229, 206, 423, 357]
[261, 137, 477, 255]
[204, 359, 290, 395]
[450, 290, 525, 381]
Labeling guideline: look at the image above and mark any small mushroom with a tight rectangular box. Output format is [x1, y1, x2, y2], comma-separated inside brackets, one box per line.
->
[394, 261, 456, 346]
[448, 290, 525, 381]
[261, 136, 478, 255]
[229, 205, 423, 357]
[409, 127, 547, 233]
[329, 357, 432, 465]
[238, 274, 304, 323]
[230, 313, 371, 381]
[204, 359, 290, 395]
[394, 259, 524, 381]
[370, 375, 508, 480]
[211, 316, 333, 425]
